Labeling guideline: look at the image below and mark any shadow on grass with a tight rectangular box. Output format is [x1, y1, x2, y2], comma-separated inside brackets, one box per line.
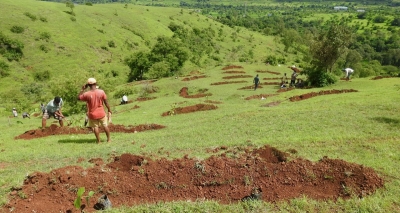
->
[371, 117, 400, 125]
[58, 139, 97, 144]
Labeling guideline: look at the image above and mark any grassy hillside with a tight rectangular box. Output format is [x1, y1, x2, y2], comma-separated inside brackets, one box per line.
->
[0, 0, 282, 115]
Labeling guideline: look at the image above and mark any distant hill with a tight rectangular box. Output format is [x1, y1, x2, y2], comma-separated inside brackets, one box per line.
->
[0, 0, 282, 114]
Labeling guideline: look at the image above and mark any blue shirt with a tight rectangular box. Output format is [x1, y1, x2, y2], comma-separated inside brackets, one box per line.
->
[45, 98, 63, 113]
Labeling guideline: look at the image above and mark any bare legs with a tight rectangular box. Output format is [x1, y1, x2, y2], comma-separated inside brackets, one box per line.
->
[93, 126, 111, 144]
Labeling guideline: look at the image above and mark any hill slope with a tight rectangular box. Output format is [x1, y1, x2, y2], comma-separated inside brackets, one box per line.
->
[0, 0, 283, 115]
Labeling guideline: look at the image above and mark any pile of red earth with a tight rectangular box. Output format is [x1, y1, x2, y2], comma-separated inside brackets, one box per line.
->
[136, 97, 156, 101]
[277, 87, 295, 93]
[222, 65, 243, 70]
[162, 104, 218, 116]
[15, 123, 166, 140]
[179, 87, 211, 98]
[222, 71, 246, 74]
[238, 85, 263, 90]
[245, 94, 278, 100]
[1, 145, 384, 213]
[211, 81, 247, 85]
[256, 70, 280, 75]
[181, 75, 207, 81]
[289, 89, 358, 102]
[222, 75, 253, 79]
[371, 76, 397, 80]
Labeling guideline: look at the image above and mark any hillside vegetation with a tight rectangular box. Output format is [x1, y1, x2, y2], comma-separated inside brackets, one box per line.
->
[0, 0, 280, 115]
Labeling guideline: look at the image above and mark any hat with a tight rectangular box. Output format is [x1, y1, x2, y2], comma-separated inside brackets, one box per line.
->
[54, 96, 61, 104]
[87, 78, 97, 85]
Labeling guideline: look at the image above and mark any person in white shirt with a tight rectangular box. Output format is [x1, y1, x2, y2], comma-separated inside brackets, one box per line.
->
[342, 68, 354, 80]
[121, 95, 128, 104]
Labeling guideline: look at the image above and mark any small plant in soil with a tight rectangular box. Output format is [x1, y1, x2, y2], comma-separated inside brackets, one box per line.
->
[243, 175, 252, 186]
[74, 187, 95, 212]
[194, 161, 206, 173]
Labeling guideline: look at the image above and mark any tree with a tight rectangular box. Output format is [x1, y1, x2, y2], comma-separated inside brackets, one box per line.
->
[66, 1, 75, 15]
[310, 24, 353, 73]
[125, 51, 151, 81]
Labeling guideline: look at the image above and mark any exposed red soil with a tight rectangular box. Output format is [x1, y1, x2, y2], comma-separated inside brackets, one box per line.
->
[370, 76, 397, 80]
[238, 85, 263, 90]
[161, 104, 218, 116]
[126, 79, 157, 86]
[289, 89, 358, 102]
[245, 94, 279, 100]
[136, 97, 156, 101]
[222, 75, 253, 79]
[222, 65, 243, 70]
[181, 75, 207, 81]
[179, 87, 212, 98]
[256, 70, 280, 75]
[222, 71, 246, 74]
[211, 81, 247, 85]
[288, 66, 301, 73]
[14, 123, 166, 140]
[277, 87, 295, 93]
[1, 145, 384, 213]
[260, 82, 281, 85]
[204, 100, 223, 104]
[263, 77, 281, 80]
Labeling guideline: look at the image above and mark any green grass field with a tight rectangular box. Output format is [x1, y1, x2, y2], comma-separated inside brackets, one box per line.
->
[1, 62, 400, 212]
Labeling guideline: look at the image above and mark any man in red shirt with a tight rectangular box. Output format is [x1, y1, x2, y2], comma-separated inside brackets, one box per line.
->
[78, 78, 112, 143]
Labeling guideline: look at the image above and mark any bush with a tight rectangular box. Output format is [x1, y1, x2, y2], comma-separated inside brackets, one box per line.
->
[108, 40, 116, 48]
[39, 44, 49, 53]
[39, 16, 47, 22]
[39, 32, 51, 41]
[113, 88, 136, 99]
[10, 26, 24, 34]
[70, 17, 76, 22]
[85, 2, 93, 6]
[0, 60, 10, 77]
[0, 32, 24, 61]
[23, 12, 37, 21]
[33, 70, 51, 81]
[303, 67, 338, 87]
[264, 55, 278, 66]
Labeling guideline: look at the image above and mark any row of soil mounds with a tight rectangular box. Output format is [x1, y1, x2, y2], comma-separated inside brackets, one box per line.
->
[15, 123, 166, 140]
[181, 75, 207, 81]
[222, 65, 243, 70]
[162, 104, 218, 116]
[289, 89, 358, 102]
[179, 87, 211, 98]
[2, 145, 384, 213]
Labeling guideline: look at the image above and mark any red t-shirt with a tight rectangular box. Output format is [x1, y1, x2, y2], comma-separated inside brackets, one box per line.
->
[79, 89, 107, 119]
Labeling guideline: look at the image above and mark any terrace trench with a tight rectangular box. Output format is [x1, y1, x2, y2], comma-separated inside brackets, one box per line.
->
[2, 145, 384, 213]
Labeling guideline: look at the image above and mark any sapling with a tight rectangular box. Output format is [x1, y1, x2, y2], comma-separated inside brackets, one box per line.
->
[74, 187, 95, 212]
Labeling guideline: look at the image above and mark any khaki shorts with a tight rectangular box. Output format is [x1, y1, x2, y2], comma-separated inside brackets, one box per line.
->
[88, 116, 108, 128]
[43, 110, 62, 120]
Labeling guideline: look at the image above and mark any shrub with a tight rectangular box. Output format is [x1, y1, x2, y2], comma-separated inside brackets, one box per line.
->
[70, 17, 76, 22]
[0, 60, 10, 77]
[39, 32, 51, 41]
[108, 40, 116, 48]
[303, 67, 338, 87]
[113, 88, 136, 99]
[85, 2, 93, 6]
[39, 44, 49, 53]
[33, 70, 51, 81]
[264, 55, 278, 66]
[0, 32, 24, 61]
[39, 16, 47, 22]
[10, 26, 24, 34]
[23, 12, 37, 21]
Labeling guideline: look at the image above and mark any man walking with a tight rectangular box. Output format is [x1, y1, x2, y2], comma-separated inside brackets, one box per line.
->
[78, 78, 112, 143]
[253, 74, 260, 91]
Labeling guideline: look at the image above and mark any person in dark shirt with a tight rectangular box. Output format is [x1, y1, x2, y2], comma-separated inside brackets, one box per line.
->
[253, 74, 260, 91]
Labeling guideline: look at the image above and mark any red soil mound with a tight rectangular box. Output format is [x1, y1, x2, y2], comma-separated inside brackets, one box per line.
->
[289, 89, 358, 102]
[15, 123, 166, 140]
[181, 75, 207, 81]
[263, 77, 280, 80]
[222, 75, 253, 79]
[204, 100, 223, 104]
[245, 94, 278, 100]
[260, 82, 280, 85]
[256, 70, 280, 75]
[238, 85, 263, 90]
[371, 76, 397, 80]
[222, 65, 243, 70]
[277, 87, 295, 93]
[222, 71, 246, 74]
[2, 145, 384, 213]
[179, 87, 212, 98]
[162, 104, 218, 116]
[136, 97, 156, 101]
[211, 81, 247, 85]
